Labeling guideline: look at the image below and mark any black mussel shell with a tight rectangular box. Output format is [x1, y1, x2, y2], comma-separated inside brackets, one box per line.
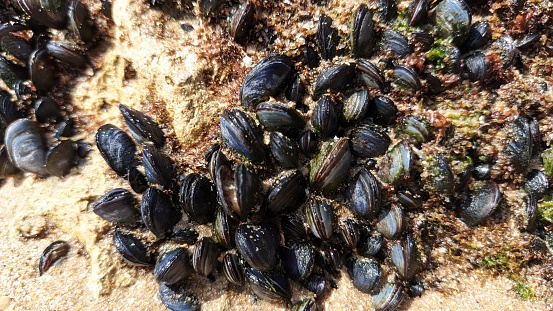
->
[240, 54, 293, 109]
[377, 0, 398, 23]
[29, 49, 57, 94]
[409, 0, 429, 26]
[349, 169, 382, 220]
[505, 116, 539, 171]
[192, 237, 220, 277]
[457, 181, 501, 226]
[299, 130, 318, 156]
[142, 141, 174, 188]
[396, 190, 422, 211]
[217, 162, 262, 219]
[281, 214, 307, 243]
[346, 256, 381, 293]
[34, 96, 62, 123]
[312, 64, 355, 100]
[382, 30, 413, 58]
[5, 118, 48, 175]
[220, 108, 266, 164]
[213, 208, 239, 249]
[358, 231, 383, 257]
[369, 95, 398, 125]
[17, 0, 68, 29]
[96, 124, 138, 178]
[338, 218, 361, 249]
[285, 74, 305, 105]
[303, 45, 320, 69]
[45, 140, 77, 177]
[302, 273, 327, 296]
[0, 56, 26, 89]
[264, 169, 308, 215]
[492, 34, 517, 69]
[0, 90, 21, 125]
[92, 188, 139, 225]
[357, 59, 385, 91]
[412, 32, 434, 51]
[141, 187, 181, 239]
[395, 116, 432, 146]
[463, 51, 487, 82]
[515, 32, 540, 50]
[376, 204, 405, 239]
[343, 89, 370, 124]
[351, 4, 376, 59]
[372, 283, 405, 311]
[306, 196, 334, 241]
[280, 242, 315, 281]
[311, 95, 339, 140]
[128, 166, 148, 194]
[310, 138, 351, 192]
[461, 20, 491, 52]
[408, 281, 425, 298]
[179, 173, 217, 224]
[317, 14, 340, 61]
[350, 123, 391, 158]
[1, 33, 32, 62]
[235, 222, 280, 271]
[230, 1, 255, 42]
[391, 233, 419, 280]
[154, 247, 192, 285]
[392, 65, 421, 91]
[525, 170, 549, 197]
[422, 155, 454, 197]
[256, 102, 305, 137]
[119, 104, 165, 148]
[525, 193, 538, 232]
[246, 268, 291, 303]
[320, 244, 345, 273]
[291, 298, 316, 311]
[223, 252, 245, 286]
[0, 145, 19, 178]
[113, 229, 153, 266]
[39, 240, 70, 276]
[159, 283, 200, 311]
[198, 0, 226, 16]
[270, 132, 299, 168]
[377, 142, 413, 185]
[67, 0, 95, 43]
[45, 41, 88, 69]
[170, 227, 199, 245]
[434, 0, 471, 45]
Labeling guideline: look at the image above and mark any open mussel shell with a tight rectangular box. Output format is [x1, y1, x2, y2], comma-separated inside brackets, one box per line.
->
[391, 233, 419, 280]
[223, 251, 245, 286]
[381, 30, 413, 58]
[159, 283, 200, 311]
[220, 108, 266, 164]
[246, 268, 291, 303]
[5, 118, 48, 175]
[349, 169, 382, 220]
[434, 0, 471, 44]
[377, 142, 413, 185]
[392, 65, 421, 91]
[457, 181, 501, 226]
[119, 104, 165, 148]
[142, 142, 174, 188]
[311, 95, 338, 140]
[235, 222, 280, 271]
[280, 242, 315, 281]
[346, 256, 382, 293]
[372, 283, 405, 311]
[343, 89, 370, 124]
[310, 137, 351, 193]
[141, 187, 181, 239]
[192, 237, 220, 277]
[213, 208, 238, 249]
[45, 140, 77, 177]
[96, 124, 138, 178]
[317, 14, 340, 61]
[256, 102, 305, 137]
[154, 247, 192, 285]
[230, 1, 255, 42]
[357, 59, 385, 91]
[306, 196, 335, 241]
[92, 188, 139, 225]
[264, 169, 308, 215]
[179, 173, 217, 224]
[312, 64, 355, 100]
[350, 124, 391, 158]
[240, 54, 293, 109]
[217, 162, 261, 219]
[351, 4, 376, 59]
[376, 204, 405, 239]
[270, 132, 299, 168]
[113, 229, 153, 266]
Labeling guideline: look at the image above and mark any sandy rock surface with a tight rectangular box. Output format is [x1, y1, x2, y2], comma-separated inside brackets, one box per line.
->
[0, 0, 552, 310]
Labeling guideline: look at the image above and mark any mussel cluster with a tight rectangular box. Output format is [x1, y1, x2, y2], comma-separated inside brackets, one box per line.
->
[0, 1, 103, 178]
[91, 0, 550, 310]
